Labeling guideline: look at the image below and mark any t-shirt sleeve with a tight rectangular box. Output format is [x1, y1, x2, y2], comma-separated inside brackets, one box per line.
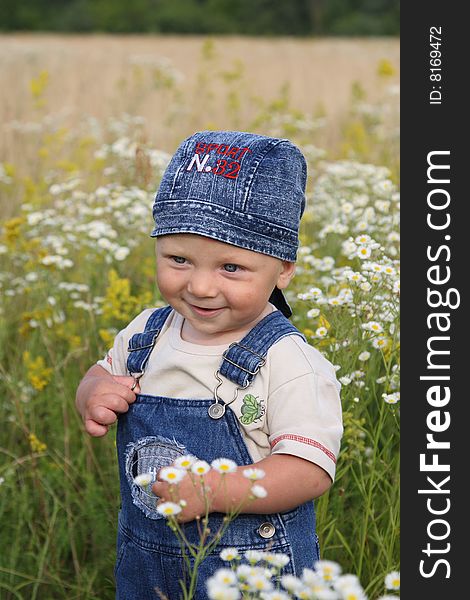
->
[96, 309, 156, 376]
[267, 343, 343, 481]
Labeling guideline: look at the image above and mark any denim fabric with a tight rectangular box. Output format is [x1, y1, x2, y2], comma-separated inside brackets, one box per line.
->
[218, 310, 306, 388]
[150, 131, 307, 263]
[127, 306, 173, 376]
[116, 307, 319, 600]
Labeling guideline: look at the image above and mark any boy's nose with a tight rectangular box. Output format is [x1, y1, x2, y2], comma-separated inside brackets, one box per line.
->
[186, 270, 218, 298]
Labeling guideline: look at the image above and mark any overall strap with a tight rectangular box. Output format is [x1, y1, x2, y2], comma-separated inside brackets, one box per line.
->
[219, 311, 306, 388]
[126, 305, 173, 376]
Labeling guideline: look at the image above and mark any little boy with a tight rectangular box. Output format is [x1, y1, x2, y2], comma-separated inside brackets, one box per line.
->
[76, 130, 343, 599]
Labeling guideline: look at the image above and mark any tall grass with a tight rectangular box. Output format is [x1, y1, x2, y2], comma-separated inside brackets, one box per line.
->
[0, 36, 399, 599]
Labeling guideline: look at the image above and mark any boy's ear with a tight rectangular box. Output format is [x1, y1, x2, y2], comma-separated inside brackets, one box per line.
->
[277, 261, 296, 289]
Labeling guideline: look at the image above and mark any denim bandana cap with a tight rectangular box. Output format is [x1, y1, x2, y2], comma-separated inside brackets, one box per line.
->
[151, 130, 307, 261]
[150, 130, 307, 316]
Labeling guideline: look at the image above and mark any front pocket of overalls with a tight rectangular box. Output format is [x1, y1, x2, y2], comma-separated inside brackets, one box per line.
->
[114, 526, 130, 577]
[280, 506, 300, 524]
[125, 435, 187, 519]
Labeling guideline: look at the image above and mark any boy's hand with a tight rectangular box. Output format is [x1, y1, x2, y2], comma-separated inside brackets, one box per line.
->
[152, 470, 218, 523]
[76, 367, 140, 437]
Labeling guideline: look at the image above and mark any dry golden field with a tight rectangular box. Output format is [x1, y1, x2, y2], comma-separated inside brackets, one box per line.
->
[0, 34, 399, 159]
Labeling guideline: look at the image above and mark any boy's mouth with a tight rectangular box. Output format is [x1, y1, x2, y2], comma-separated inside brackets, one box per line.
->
[187, 303, 225, 318]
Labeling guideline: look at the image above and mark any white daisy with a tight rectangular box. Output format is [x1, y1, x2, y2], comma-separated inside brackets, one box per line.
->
[211, 458, 238, 474]
[301, 567, 323, 587]
[280, 574, 303, 594]
[242, 468, 266, 481]
[265, 552, 290, 568]
[334, 574, 361, 592]
[219, 548, 240, 561]
[159, 466, 186, 484]
[385, 570, 400, 590]
[207, 581, 240, 600]
[372, 336, 390, 349]
[213, 568, 237, 586]
[362, 321, 383, 333]
[243, 550, 266, 564]
[133, 473, 153, 487]
[315, 559, 341, 582]
[340, 586, 367, 600]
[382, 392, 400, 404]
[174, 455, 197, 470]
[191, 460, 211, 475]
[156, 501, 182, 517]
[114, 246, 130, 261]
[357, 246, 371, 259]
[251, 484, 268, 498]
[247, 574, 273, 592]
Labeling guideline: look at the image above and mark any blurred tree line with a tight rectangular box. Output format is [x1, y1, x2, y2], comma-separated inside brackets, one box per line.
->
[1, 0, 399, 35]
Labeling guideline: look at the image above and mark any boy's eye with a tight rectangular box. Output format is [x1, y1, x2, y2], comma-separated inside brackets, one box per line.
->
[223, 263, 239, 273]
[171, 256, 186, 264]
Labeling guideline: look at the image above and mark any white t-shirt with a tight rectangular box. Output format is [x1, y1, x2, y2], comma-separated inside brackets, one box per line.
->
[97, 307, 343, 481]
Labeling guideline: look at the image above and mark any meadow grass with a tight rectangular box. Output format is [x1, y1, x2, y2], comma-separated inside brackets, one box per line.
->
[0, 35, 399, 599]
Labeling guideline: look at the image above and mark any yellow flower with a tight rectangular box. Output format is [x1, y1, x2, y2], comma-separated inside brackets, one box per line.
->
[318, 315, 331, 330]
[102, 270, 138, 323]
[23, 351, 53, 391]
[29, 433, 47, 453]
[99, 328, 116, 347]
[29, 70, 49, 100]
[377, 59, 396, 77]
[2, 216, 25, 247]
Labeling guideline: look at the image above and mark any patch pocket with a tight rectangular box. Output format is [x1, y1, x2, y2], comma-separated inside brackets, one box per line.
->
[125, 435, 186, 519]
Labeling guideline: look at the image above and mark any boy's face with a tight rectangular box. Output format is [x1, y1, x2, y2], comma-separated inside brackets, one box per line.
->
[155, 234, 295, 344]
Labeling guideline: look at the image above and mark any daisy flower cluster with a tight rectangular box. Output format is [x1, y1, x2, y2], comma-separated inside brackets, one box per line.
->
[0, 116, 173, 367]
[292, 158, 399, 416]
[208, 553, 400, 600]
[133, 455, 267, 519]
[208, 553, 380, 600]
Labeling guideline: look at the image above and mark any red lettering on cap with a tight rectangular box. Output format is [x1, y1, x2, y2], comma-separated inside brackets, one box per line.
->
[237, 147, 252, 159]
[217, 144, 230, 154]
[206, 143, 220, 153]
[195, 142, 207, 154]
[225, 147, 240, 159]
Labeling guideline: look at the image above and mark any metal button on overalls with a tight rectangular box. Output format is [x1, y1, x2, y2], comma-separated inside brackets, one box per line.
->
[258, 522, 276, 539]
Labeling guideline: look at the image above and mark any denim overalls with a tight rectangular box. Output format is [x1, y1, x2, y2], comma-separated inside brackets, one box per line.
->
[115, 306, 319, 599]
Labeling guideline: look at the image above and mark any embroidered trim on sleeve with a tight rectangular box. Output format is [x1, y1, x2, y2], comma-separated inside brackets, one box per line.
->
[106, 353, 113, 365]
[270, 434, 336, 464]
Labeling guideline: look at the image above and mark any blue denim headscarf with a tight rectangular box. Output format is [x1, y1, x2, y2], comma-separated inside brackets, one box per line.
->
[151, 130, 307, 316]
[151, 130, 307, 261]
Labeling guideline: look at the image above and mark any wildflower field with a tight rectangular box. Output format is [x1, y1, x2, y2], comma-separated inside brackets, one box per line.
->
[0, 35, 399, 599]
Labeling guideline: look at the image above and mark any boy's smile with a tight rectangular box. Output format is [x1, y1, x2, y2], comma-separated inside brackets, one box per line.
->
[156, 234, 295, 345]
